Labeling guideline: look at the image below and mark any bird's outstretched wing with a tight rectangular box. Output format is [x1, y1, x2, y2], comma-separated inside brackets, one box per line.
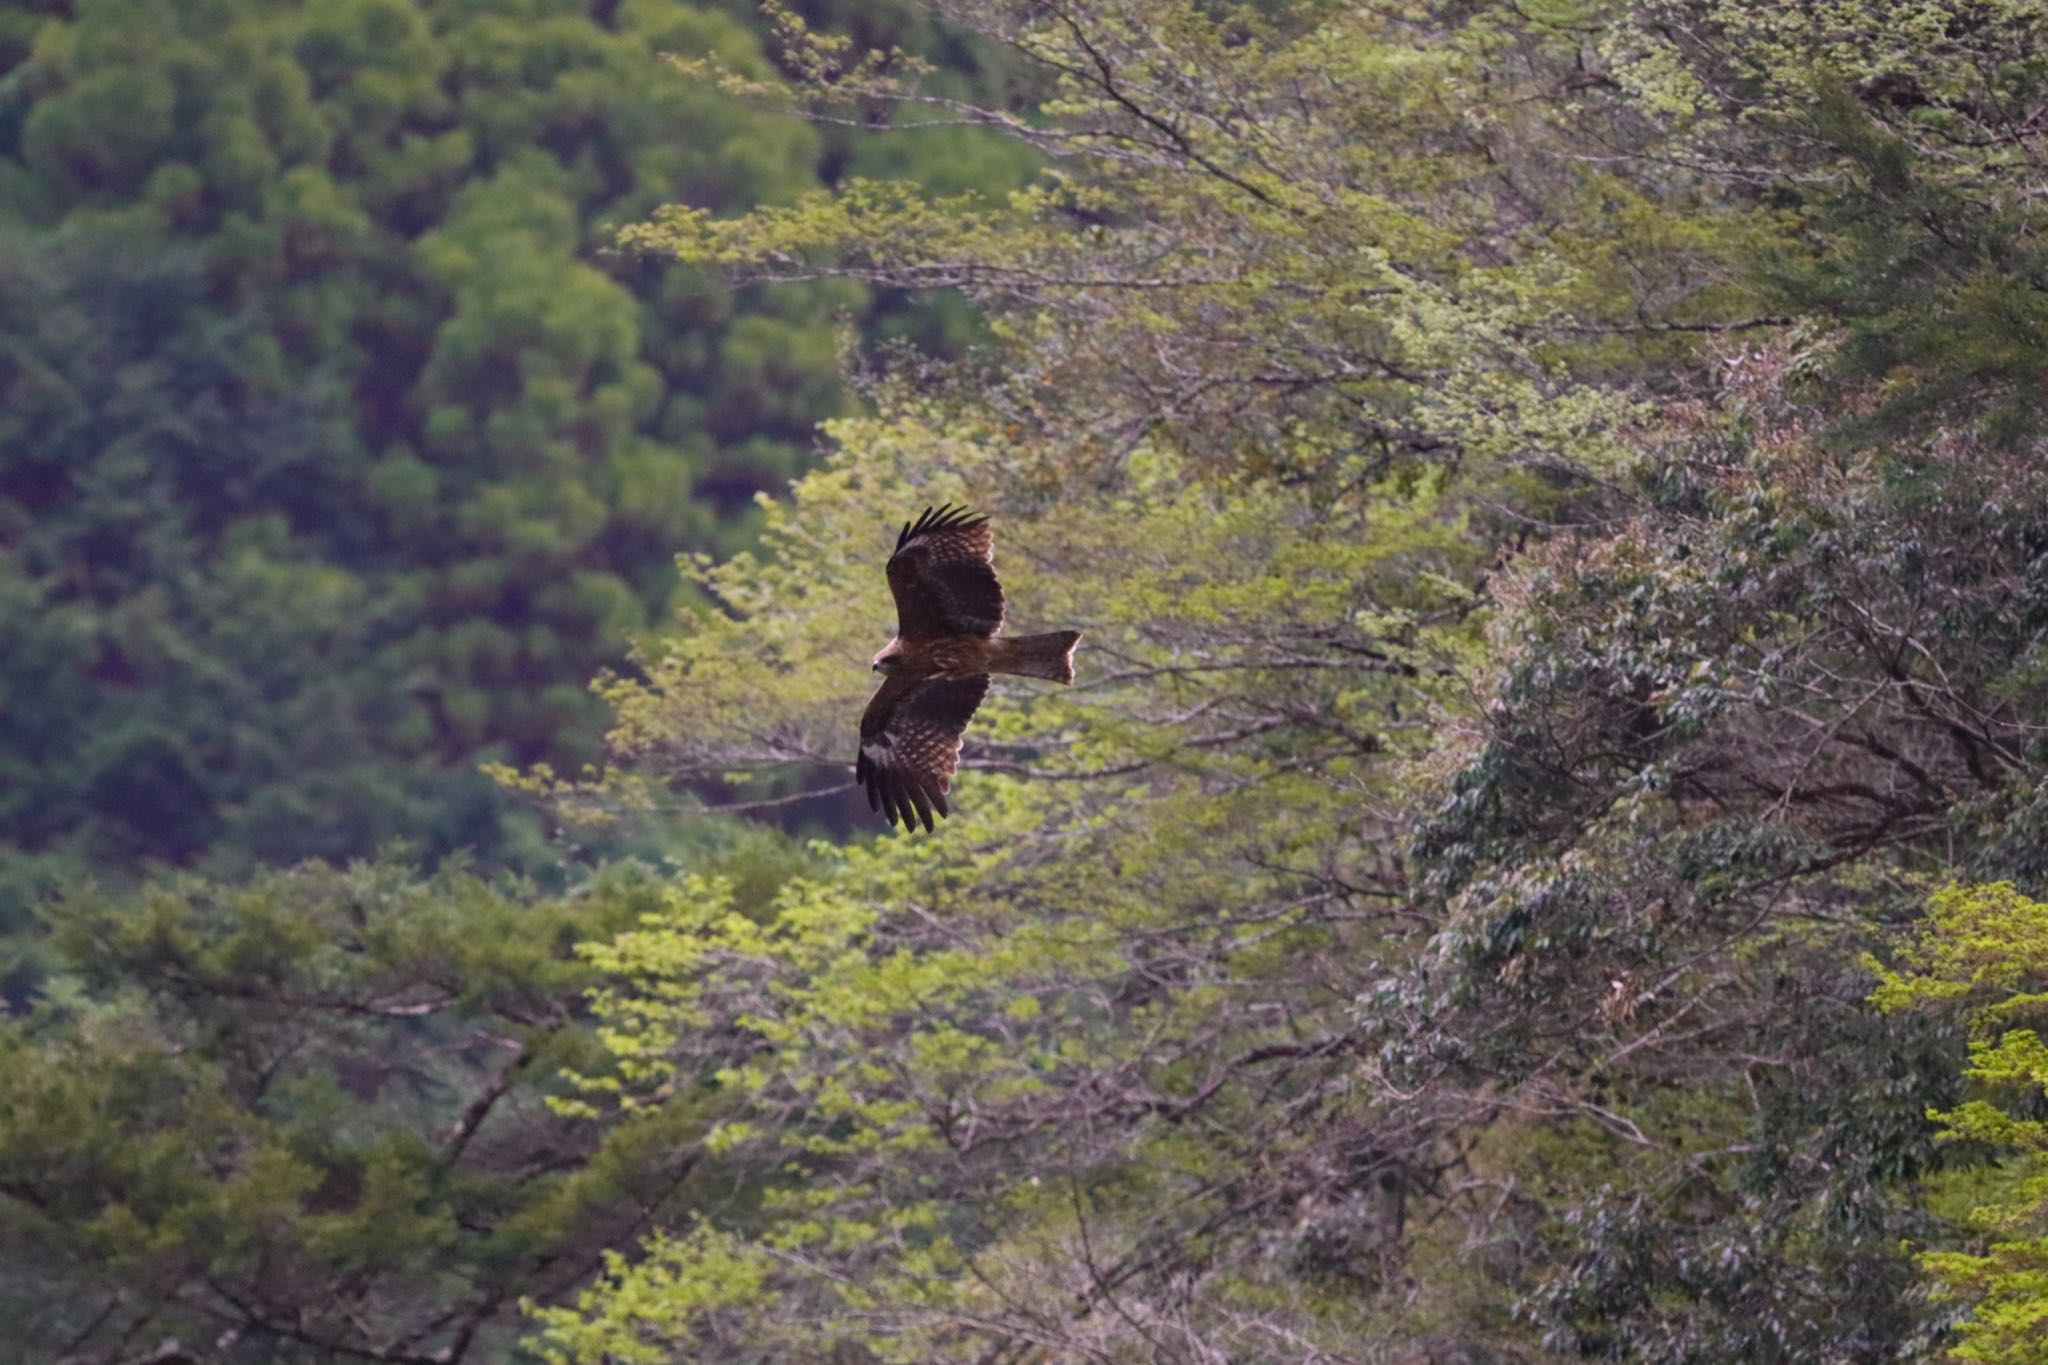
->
[856, 672, 991, 832]
[886, 504, 1003, 641]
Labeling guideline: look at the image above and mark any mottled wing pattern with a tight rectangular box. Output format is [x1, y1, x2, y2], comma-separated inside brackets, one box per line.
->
[886, 504, 1004, 641]
[856, 673, 991, 832]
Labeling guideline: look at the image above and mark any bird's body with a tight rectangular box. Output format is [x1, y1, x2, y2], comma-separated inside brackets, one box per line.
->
[856, 505, 1081, 831]
[874, 633, 1077, 682]
[878, 634, 993, 679]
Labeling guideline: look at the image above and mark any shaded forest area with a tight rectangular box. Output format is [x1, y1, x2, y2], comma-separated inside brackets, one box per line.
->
[0, 0, 1030, 928]
[5, 0, 2048, 1361]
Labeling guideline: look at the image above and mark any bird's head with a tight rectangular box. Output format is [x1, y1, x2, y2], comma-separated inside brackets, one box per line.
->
[871, 640, 904, 675]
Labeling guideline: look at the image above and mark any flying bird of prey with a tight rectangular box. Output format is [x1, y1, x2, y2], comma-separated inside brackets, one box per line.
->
[857, 505, 1081, 832]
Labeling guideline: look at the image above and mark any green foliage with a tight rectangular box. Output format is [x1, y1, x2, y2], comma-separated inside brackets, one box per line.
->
[0, 0, 870, 897]
[1611, 0, 2048, 446]
[529, 407, 1490, 1357]
[10, 0, 2048, 1360]
[1874, 883, 2048, 1364]
[524, 1, 1800, 1356]
[1418, 338, 2048, 1356]
[0, 2, 1053, 1351]
[0, 857, 717, 1360]
[535, 1, 2048, 1359]
[624, 0, 1784, 481]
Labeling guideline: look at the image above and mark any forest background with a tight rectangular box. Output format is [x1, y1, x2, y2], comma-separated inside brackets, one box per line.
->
[2, 0, 2047, 1361]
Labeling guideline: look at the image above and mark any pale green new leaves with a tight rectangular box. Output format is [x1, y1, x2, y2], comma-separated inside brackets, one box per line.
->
[618, 0, 1766, 479]
[1873, 883, 2048, 1364]
[530, 1227, 780, 1365]
[596, 401, 1478, 801]
[531, 399, 1486, 1356]
[540, 0, 1797, 1354]
[1608, 0, 2048, 192]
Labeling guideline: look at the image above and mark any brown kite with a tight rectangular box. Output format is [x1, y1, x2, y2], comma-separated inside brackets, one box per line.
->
[857, 505, 1081, 832]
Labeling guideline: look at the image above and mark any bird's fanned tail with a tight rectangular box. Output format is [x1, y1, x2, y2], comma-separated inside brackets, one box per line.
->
[990, 631, 1082, 684]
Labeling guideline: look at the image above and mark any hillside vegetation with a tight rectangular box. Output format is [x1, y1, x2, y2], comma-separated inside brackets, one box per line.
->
[4, 0, 2048, 1360]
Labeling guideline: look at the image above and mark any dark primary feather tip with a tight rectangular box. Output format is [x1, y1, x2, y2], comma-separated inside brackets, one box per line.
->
[895, 780, 919, 831]
[896, 503, 989, 550]
[898, 506, 937, 549]
[906, 783, 935, 832]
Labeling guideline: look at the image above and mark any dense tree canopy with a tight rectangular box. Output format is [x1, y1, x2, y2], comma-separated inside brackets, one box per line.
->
[6, 0, 2048, 1360]
[532, 0, 2048, 1358]
[0, 839, 810, 1360]
[1876, 883, 2048, 1365]
[0, 0, 1035, 922]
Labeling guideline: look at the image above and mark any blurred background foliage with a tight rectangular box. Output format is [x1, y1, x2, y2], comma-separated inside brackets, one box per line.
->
[5, 0, 2048, 1359]
[0, 0, 1031, 941]
[0, 2, 1034, 1351]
